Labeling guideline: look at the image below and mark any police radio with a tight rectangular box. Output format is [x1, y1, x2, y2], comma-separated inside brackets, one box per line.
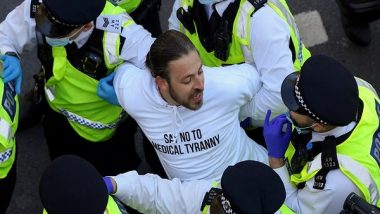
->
[214, 20, 230, 61]
[177, 7, 195, 34]
[340, 192, 380, 214]
[81, 51, 103, 79]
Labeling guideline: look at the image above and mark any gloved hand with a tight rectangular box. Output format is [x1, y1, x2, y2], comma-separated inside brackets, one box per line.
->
[103, 176, 115, 194]
[97, 72, 120, 106]
[263, 110, 292, 158]
[1, 54, 22, 94]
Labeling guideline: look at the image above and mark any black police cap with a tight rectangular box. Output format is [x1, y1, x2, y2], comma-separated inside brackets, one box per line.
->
[281, 55, 359, 126]
[39, 155, 108, 214]
[221, 160, 286, 214]
[36, 0, 105, 37]
[43, 0, 105, 26]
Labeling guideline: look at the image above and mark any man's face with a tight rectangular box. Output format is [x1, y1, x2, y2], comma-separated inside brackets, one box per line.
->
[166, 50, 204, 110]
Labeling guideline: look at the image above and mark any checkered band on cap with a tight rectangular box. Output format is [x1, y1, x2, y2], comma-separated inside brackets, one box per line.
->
[221, 194, 236, 214]
[294, 77, 328, 125]
[46, 9, 82, 28]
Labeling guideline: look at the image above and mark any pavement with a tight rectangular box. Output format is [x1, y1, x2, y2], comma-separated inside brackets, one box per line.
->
[1, 0, 380, 213]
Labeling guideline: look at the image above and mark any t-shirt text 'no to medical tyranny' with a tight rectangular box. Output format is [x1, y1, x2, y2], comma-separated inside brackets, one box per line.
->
[151, 129, 220, 155]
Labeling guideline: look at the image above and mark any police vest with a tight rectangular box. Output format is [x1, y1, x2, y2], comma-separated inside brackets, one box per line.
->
[108, 0, 142, 13]
[0, 80, 19, 179]
[202, 204, 295, 214]
[200, 182, 295, 214]
[44, 2, 134, 142]
[178, 0, 311, 70]
[105, 196, 126, 214]
[285, 85, 380, 206]
[43, 196, 125, 214]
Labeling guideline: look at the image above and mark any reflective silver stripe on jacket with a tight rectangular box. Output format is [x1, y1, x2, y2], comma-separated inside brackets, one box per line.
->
[355, 77, 379, 97]
[59, 109, 126, 130]
[267, 0, 304, 63]
[0, 119, 12, 141]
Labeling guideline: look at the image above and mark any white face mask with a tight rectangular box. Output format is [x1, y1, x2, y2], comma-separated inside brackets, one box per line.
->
[285, 111, 317, 134]
[45, 25, 85, 47]
[45, 36, 71, 47]
[198, 0, 224, 5]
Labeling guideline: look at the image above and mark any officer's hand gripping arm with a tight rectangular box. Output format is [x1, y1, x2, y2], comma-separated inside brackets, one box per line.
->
[97, 72, 120, 106]
[1, 54, 22, 95]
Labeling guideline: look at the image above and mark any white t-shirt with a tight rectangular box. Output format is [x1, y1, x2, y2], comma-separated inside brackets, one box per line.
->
[168, 0, 295, 126]
[114, 63, 268, 181]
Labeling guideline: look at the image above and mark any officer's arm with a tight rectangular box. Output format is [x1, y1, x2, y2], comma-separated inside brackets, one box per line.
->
[269, 157, 285, 168]
[168, 0, 182, 30]
[246, 6, 293, 125]
[111, 171, 212, 214]
[0, 0, 38, 55]
[119, 23, 155, 70]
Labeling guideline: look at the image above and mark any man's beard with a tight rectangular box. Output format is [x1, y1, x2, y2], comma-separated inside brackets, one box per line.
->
[169, 86, 203, 110]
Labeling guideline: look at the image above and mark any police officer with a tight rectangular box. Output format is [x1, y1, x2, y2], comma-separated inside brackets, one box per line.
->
[263, 55, 380, 213]
[0, 67, 19, 213]
[104, 160, 288, 213]
[168, 0, 311, 127]
[112, 0, 162, 38]
[39, 155, 127, 214]
[0, 0, 155, 176]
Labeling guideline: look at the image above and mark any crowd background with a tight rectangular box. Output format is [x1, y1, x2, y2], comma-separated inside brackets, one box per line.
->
[1, 0, 379, 213]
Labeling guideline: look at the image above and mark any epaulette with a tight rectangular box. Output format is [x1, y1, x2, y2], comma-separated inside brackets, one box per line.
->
[30, 0, 41, 18]
[248, 0, 267, 16]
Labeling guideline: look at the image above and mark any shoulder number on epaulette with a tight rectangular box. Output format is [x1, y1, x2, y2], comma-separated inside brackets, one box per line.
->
[96, 14, 123, 34]
[30, 0, 41, 18]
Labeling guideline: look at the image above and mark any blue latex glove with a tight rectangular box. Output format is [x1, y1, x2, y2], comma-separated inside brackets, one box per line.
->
[263, 110, 292, 158]
[103, 177, 114, 194]
[1, 55, 22, 94]
[97, 72, 120, 106]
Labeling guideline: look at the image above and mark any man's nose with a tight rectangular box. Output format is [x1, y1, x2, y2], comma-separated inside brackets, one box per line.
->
[194, 75, 204, 90]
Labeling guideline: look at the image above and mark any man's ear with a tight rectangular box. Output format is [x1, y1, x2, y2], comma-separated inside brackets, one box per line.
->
[155, 76, 168, 91]
[312, 123, 326, 132]
[82, 22, 94, 32]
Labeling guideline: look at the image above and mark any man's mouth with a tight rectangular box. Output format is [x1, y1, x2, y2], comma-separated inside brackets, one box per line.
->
[192, 92, 202, 103]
